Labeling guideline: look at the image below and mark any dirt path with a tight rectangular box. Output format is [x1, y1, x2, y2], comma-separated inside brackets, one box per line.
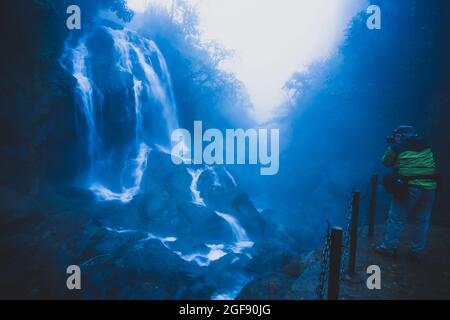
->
[340, 224, 450, 300]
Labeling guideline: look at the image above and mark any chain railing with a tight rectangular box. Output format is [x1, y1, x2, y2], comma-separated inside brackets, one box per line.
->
[340, 192, 354, 280]
[316, 220, 331, 300]
[316, 175, 378, 299]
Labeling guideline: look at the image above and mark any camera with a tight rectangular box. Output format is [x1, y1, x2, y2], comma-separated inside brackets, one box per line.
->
[385, 135, 396, 143]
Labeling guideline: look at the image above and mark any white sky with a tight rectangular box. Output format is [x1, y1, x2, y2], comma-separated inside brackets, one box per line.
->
[127, 0, 367, 123]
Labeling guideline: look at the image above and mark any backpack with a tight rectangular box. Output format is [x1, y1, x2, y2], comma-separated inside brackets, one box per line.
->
[383, 173, 408, 200]
[383, 172, 443, 200]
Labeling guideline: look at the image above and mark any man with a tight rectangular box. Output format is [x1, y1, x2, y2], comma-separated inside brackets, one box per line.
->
[375, 125, 437, 260]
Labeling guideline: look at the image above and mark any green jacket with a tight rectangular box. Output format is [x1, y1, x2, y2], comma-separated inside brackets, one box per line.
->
[382, 136, 437, 190]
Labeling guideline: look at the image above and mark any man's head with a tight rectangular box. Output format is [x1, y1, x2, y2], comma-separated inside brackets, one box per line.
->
[392, 125, 417, 143]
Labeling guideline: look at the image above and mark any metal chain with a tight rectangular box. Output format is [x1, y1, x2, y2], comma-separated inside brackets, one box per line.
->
[317, 179, 374, 297]
[341, 181, 372, 280]
[316, 220, 332, 300]
[340, 192, 353, 280]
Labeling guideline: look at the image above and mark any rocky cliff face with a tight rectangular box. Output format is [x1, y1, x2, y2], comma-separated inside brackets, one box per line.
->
[0, 1, 134, 193]
[0, 148, 302, 299]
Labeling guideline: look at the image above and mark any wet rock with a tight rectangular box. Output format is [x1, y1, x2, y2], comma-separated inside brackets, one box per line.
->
[236, 273, 293, 300]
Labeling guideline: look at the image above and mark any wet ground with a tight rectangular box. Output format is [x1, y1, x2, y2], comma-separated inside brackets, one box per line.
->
[239, 223, 450, 300]
[340, 224, 450, 300]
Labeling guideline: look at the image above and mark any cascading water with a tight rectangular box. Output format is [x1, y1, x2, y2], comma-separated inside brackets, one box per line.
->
[90, 142, 150, 202]
[215, 211, 254, 253]
[60, 26, 180, 203]
[209, 211, 254, 300]
[60, 24, 255, 300]
[224, 167, 237, 187]
[110, 28, 179, 138]
[70, 40, 99, 174]
[187, 168, 206, 206]
[207, 166, 221, 186]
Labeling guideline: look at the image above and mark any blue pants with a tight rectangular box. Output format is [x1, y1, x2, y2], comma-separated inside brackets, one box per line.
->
[382, 187, 435, 253]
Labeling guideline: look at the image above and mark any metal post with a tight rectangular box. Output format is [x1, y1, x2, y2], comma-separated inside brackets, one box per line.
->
[348, 191, 360, 275]
[368, 175, 378, 238]
[327, 227, 343, 300]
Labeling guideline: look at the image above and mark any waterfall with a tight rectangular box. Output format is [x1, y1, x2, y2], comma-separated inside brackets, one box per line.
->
[224, 167, 237, 187]
[215, 211, 254, 253]
[175, 244, 227, 267]
[187, 168, 206, 206]
[69, 40, 98, 173]
[109, 28, 179, 138]
[102, 227, 177, 250]
[207, 166, 221, 186]
[60, 26, 180, 203]
[90, 143, 150, 202]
